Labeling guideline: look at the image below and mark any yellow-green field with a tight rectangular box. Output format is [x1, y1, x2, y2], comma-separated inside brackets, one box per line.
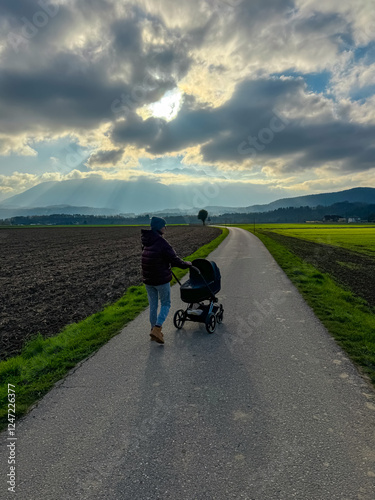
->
[253, 224, 375, 257]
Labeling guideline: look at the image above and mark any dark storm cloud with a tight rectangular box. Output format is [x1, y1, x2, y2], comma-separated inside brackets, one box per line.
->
[148, 47, 191, 81]
[76, 0, 115, 17]
[0, 57, 133, 132]
[112, 18, 143, 53]
[109, 5, 192, 83]
[294, 11, 343, 34]
[0, 1, 193, 135]
[87, 148, 124, 167]
[0, 0, 42, 19]
[111, 77, 375, 173]
[236, 0, 294, 21]
[292, 10, 351, 48]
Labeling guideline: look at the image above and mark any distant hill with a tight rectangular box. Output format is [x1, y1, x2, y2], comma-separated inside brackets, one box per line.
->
[202, 187, 375, 214]
[0, 177, 374, 218]
[125, 187, 375, 216]
[243, 187, 375, 212]
[0, 178, 181, 213]
[6, 201, 375, 226]
[0, 205, 132, 219]
[152, 188, 375, 215]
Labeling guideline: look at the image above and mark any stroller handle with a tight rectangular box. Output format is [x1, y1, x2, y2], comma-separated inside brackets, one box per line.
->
[191, 266, 201, 274]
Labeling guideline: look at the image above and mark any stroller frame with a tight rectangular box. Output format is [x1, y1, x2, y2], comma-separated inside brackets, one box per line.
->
[172, 259, 223, 334]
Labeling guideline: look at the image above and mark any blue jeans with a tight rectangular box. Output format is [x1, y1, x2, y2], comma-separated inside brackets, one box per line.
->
[145, 283, 171, 328]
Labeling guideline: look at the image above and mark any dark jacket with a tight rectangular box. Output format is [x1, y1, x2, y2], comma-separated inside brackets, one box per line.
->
[141, 229, 191, 286]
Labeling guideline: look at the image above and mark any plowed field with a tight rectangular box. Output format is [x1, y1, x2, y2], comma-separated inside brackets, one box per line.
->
[0, 225, 220, 359]
[263, 231, 375, 307]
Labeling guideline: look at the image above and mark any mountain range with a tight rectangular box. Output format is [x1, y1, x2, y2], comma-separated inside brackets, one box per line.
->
[218, 187, 375, 214]
[0, 177, 374, 218]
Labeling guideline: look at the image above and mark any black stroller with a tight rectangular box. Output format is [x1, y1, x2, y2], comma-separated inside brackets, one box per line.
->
[173, 258, 223, 334]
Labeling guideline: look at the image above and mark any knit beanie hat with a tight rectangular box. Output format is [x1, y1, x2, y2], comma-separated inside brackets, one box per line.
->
[150, 216, 166, 231]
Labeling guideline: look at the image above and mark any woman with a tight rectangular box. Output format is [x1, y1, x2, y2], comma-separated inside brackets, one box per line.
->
[141, 217, 192, 344]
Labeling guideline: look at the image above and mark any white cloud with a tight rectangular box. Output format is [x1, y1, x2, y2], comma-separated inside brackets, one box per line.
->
[0, 134, 38, 156]
[330, 60, 375, 99]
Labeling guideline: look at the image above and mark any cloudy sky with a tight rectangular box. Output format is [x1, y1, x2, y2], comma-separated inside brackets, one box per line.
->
[0, 0, 374, 206]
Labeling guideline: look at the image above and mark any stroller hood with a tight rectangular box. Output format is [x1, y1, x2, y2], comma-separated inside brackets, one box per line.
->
[180, 259, 221, 303]
[190, 258, 221, 286]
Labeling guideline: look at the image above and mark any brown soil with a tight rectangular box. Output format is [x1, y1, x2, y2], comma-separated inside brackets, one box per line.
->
[264, 231, 375, 307]
[0, 225, 220, 359]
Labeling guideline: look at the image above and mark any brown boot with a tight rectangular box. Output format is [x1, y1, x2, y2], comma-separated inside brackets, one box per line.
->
[150, 325, 164, 344]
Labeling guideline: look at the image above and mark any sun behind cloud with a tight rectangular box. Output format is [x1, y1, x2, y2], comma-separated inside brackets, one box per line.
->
[146, 88, 183, 121]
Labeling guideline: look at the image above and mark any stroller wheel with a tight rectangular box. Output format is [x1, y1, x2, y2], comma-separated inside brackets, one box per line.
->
[173, 309, 186, 329]
[205, 313, 216, 334]
[217, 305, 224, 324]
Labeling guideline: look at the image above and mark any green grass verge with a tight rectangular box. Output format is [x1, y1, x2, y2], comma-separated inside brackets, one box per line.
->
[0, 228, 228, 430]
[237, 225, 375, 385]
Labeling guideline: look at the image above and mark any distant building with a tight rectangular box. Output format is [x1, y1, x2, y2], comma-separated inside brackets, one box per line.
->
[347, 217, 361, 223]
